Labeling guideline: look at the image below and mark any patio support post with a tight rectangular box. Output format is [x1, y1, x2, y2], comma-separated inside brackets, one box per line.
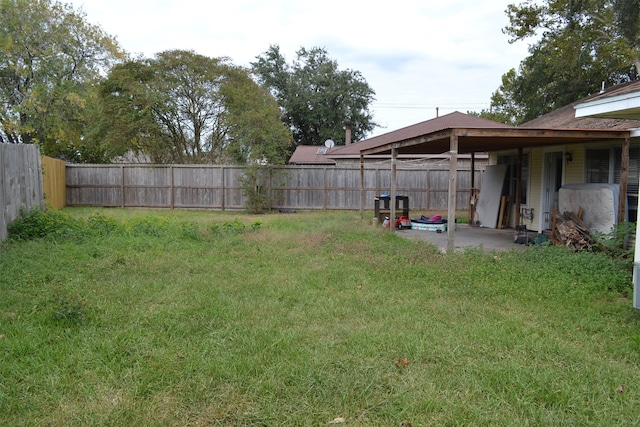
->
[619, 137, 629, 224]
[470, 152, 476, 226]
[360, 153, 364, 219]
[516, 147, 522, 226]
[633, 137, 640, 309]
[390, 147, 397, 231]
[447, 133, 458, 253]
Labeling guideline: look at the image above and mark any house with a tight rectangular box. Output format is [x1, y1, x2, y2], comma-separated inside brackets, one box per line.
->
[359, 83, 640, 232]
[572, 80, 640, 310]
[288, 112, 497, 167]
[288, 145, 337, 165]
[497, 83, 640, 231]
[358, 86, 637, 252]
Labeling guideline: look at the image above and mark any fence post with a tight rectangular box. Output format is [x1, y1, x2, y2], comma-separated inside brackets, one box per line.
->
[269, 166, 273, 212]
[120, 165, 125, 208]
[426, 170, 431, 211]
[63, 163, 482, 211]
[323, 167, 327, 210]
[221, 165, 225, 211]
[170, 165, 175, 209]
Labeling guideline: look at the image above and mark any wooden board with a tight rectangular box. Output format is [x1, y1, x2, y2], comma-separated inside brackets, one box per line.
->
[497, 196, 507, 229]
[476, 165, 507, 228]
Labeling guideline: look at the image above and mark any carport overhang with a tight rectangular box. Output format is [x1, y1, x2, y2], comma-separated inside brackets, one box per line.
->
[358, 127, 631, 253]
[360, 127, 630, 156]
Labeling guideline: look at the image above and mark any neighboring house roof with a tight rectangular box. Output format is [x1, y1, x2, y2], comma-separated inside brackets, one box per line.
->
[288, 112, 503, 164]
[330, 111, 511, 157]
[288, 145, 337, 165]
[524, 81, 640, 130]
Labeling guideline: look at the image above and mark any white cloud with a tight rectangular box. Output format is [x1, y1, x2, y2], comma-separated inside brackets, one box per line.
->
[72, 0, 530, 138]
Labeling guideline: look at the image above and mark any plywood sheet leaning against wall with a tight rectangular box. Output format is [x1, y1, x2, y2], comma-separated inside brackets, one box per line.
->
[0, 144, 45, 241]
[41, 156, 66, 210]
[475, 164, 507, 228]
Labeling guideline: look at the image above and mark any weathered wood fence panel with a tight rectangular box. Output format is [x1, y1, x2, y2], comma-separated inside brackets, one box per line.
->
[125, 166, 172, 208]
[66, 164, 483, 212]
[42, 156, 66, 209]
[1, 144, 44, 241]
[66, 165, 122, 207]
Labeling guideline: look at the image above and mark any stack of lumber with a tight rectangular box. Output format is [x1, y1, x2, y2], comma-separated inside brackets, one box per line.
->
[551, 208, 594, 250]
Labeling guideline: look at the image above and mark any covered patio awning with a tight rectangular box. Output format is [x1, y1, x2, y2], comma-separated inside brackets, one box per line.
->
[360, 127, 630, 156]
[358, 127, 631, 253]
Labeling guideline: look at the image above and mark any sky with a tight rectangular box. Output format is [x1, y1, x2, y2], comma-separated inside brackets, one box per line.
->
[69, 0, 532, 139]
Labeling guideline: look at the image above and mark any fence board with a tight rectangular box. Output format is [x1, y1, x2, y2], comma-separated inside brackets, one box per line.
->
[66, 164, 483, 214]
[1, 144, 44, 241]
[42, 156, 66, 209]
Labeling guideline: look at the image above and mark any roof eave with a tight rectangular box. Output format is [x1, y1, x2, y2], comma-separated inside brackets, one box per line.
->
[361, 127, 632, 156]
[575, 92, 640, 119]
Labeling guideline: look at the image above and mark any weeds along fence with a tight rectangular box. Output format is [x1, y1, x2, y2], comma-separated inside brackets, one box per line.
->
[65, 163, 482, 212]
[1, 144, 44, 241]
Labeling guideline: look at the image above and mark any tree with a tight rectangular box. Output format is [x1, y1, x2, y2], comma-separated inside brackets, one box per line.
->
[0, 0, 124, 157]
[252, 45, 378, 147]
[96, 50, 291, 164]
[89, 60, 169, 162]
[480, 0, 640, 124]
[470, 69, 525, 125]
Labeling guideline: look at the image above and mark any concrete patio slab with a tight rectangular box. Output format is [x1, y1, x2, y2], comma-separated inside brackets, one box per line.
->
[396, 224, 533, 253]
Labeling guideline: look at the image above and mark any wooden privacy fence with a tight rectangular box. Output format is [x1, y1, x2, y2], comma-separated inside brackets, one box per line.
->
[66, 164, 482, 213]
[42, 156, 66, 210]
[1, 144, 44, 241]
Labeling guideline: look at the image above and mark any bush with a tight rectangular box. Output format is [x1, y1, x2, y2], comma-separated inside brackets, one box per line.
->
[180, 221, 202, 240]
[51, 291, 87, 324]
[86, 213, 122, 236]
[593, 222, 636, 273]
[240, 166, 285, 214]
[8, 207, 78, 240]
[210, 218, 262, 235]
[127, 215, 170, 237]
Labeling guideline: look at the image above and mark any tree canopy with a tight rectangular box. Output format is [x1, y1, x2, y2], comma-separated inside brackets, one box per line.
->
[95, 50, 291, 164]
[478, 0, 640, 124]
[252, 45, 378, 147]
[0, 0, 124, 158]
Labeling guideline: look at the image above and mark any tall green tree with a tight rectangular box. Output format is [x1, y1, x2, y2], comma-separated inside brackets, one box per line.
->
[252, 45, 378, 147]
[0, 0, 124, 158]
[479, 0, 640, 124]
[96, 50, 291, 164]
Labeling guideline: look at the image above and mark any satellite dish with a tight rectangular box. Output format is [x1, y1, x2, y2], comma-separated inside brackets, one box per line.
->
[324, 139, 335, 148]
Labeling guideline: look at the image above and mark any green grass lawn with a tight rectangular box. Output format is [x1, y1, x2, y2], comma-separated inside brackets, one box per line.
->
[1, 208, 639, 426]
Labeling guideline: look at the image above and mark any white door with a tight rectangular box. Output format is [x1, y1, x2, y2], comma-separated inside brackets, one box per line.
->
[542, 151, 564, 230]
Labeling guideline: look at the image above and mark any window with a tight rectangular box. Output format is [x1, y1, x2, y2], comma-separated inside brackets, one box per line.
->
[497, 152, 529, 205]
[586, 146, 639, 221]
[585, 148, 611, 183]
